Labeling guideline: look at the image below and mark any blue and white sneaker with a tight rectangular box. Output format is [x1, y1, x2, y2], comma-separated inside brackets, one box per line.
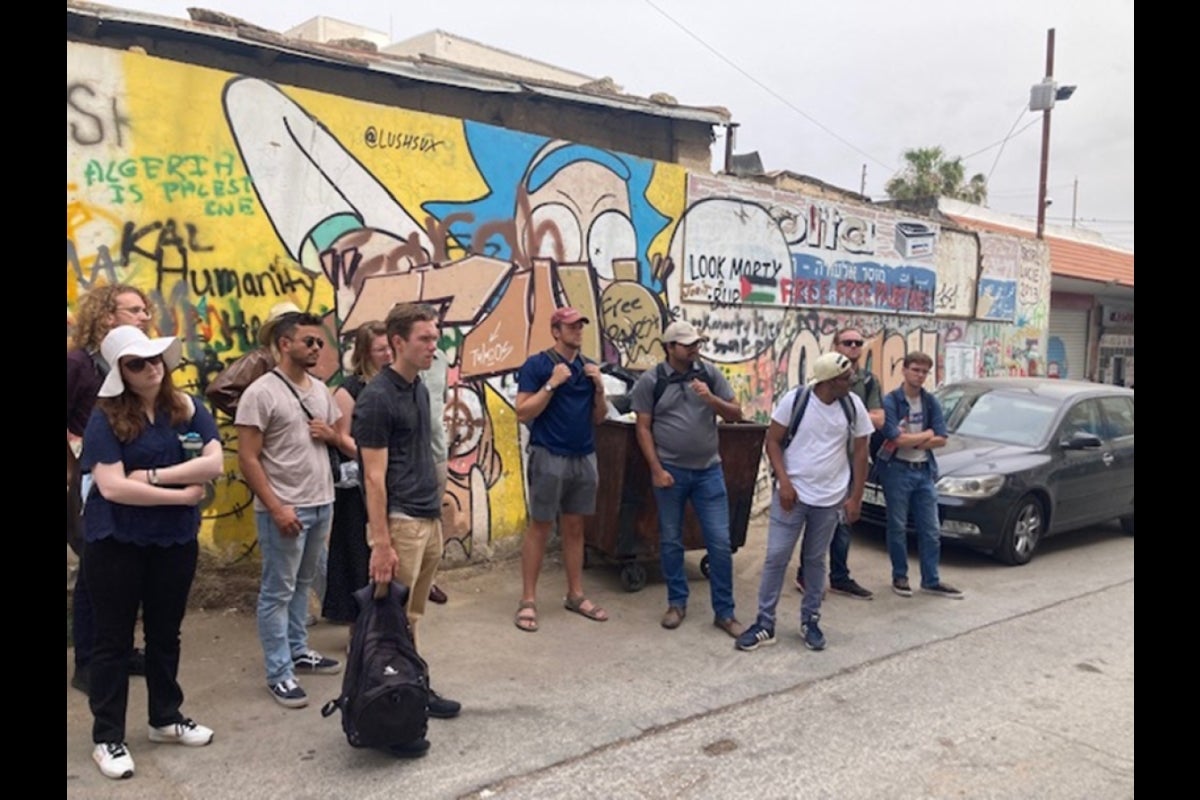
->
[802, 617, 827, 651]
[268, 678, 308, 709]
[293, 649, 342, 675]
[734, 622, 776, 652]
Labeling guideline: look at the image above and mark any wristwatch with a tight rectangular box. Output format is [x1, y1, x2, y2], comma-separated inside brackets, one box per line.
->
[542, 381, 556, 393]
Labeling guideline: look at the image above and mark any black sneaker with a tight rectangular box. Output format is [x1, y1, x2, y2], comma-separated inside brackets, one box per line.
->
[892, 578, 913, 597]
[830, 579, 874, 600]
[128, 648, 147, 676]
[802, 617, 827, 651]
[268, 678, 308, 709]
[388, 738, 431, 759]
[734, 622, 776, 652]
[427, 689, 461, 719]
[293, 649, 342, 675]
[921, 582, 965, 600]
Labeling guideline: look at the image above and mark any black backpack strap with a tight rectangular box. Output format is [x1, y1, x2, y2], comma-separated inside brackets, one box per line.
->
[781, 386, 811, 450]
[270, 369, 315, 420]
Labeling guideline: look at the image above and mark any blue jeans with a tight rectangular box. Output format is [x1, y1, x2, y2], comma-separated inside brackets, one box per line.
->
[255, 505, 332, 685]
[653, 463, 735, 620]
[755, 491, 841, 628]
[798, 518, 853, 584]
[879, 461, 942, 587]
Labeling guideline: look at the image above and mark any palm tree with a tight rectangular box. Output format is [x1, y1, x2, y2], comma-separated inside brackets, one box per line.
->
[885, 147, 988, 205]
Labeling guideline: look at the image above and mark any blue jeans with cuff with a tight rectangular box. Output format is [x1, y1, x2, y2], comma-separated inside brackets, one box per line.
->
[653, 463, 735, 620]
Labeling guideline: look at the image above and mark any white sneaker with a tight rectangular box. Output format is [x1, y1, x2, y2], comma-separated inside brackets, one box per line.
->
[93, 742, 135, 779]
[148, 718, 214, 746]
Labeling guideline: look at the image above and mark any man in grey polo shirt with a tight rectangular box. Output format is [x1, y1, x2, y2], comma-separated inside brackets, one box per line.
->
[354, 303, 460, 724]
[631, 320, 745, 637]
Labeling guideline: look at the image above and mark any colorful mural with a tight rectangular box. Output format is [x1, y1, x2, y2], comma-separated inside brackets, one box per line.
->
[67, 43, 1050, 563]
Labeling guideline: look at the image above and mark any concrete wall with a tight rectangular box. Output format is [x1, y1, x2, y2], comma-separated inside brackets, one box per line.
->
[67, 41, 1050, 563]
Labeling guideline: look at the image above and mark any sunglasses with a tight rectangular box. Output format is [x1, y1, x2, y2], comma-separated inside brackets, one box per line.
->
[123, 354, 163, 373]
[298, 336, 325, 349]
[839, 339, 865, 347]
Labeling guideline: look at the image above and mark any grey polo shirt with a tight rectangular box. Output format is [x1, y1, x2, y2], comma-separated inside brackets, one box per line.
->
[629, 362, 735, 470]
[351, 367, 440, 519]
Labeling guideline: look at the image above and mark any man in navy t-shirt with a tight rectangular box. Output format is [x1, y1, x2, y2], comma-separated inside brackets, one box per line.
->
[512, 307, 609, 632]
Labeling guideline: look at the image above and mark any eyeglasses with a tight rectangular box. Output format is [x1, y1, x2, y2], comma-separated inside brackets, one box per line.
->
[123, 354, 163, 373]
[839, 339, 865, 347]
[299, 336, 325, 349]
[116, 305, 151, 317]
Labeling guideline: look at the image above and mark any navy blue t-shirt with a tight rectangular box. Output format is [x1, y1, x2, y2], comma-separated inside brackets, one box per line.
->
[81, 396, 220, 546]
[517, 351, 597, 456]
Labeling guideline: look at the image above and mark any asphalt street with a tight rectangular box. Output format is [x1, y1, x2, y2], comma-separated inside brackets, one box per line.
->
[66, 516, 1134, 799]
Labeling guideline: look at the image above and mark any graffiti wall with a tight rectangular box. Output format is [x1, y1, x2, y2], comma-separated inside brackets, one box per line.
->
[67, 43, 1050, 562]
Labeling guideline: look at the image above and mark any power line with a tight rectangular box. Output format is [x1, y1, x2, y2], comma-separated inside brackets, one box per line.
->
[641, 0, 894, 173]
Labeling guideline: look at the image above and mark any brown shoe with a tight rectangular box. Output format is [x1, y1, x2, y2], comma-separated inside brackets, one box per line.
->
[428, 584, 448, 604]
[661, 605, 686, 629]
[713, 617, 745, 638]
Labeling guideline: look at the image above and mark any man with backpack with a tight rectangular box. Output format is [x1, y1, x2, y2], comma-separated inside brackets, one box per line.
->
[795, 328, 884, 600]
[630, 320, 745, 637]
[512, 306, 609, 632]
[353, 303, 462, 726]
[735, 352, 873, 653]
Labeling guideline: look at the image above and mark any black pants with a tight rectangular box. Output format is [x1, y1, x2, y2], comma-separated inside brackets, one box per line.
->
[84, 537, 198, 743]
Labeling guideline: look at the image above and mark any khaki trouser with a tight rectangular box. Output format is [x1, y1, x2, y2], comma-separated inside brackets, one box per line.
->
[385, 516, 442, 653]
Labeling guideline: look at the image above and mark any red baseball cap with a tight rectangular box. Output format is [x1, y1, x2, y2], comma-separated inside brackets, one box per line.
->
[550, 306, 590, 326]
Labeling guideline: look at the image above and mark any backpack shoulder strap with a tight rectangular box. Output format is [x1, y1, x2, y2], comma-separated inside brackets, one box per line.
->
[650, 362, 671, 408]
[781, 386, 811, 450]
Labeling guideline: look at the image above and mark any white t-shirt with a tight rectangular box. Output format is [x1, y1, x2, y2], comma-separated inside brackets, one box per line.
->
[771, 387, 874, 507]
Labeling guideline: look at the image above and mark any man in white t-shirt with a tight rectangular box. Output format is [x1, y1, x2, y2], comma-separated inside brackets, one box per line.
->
[735, 352, 873, 653]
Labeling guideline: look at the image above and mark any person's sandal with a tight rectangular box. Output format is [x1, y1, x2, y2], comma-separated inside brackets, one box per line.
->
[514, 601, 539, 632]
[563, 594, 609, 622]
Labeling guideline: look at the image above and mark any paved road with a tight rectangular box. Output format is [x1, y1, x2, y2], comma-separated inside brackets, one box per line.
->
[66, 518, 1134, 799]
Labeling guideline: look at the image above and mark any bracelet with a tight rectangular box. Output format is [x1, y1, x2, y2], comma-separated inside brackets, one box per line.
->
[148, 468, 159, 486]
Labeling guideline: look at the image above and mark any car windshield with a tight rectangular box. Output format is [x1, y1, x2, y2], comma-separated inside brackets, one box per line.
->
[946, 391, 1060, 446]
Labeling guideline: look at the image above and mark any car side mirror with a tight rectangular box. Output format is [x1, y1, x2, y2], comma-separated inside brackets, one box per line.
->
[1060, 431, 1103, 450]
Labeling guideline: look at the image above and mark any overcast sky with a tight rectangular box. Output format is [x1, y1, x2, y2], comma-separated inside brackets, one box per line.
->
[88, 0, 1134, 250]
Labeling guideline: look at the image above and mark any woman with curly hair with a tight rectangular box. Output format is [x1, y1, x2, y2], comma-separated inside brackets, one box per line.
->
[82, 325, 223, 780]
[322, 321, 391, 626]
[68, 284, 153, 693]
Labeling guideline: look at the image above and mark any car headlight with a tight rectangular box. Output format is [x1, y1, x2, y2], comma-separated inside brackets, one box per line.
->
[936, 474, 1006, 498]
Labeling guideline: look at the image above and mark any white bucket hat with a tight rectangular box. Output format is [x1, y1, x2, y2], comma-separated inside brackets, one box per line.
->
[97, 325, 182, 397]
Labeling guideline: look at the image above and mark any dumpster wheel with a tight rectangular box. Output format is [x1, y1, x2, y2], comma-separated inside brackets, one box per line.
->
[700, 555, 711, 579]
[619, 562, 647, 592]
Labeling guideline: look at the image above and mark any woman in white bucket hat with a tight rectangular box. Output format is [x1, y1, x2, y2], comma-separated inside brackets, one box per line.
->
[80, 325, 224, 780]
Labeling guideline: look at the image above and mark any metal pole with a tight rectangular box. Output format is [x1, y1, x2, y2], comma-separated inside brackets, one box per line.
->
[1072, 176, 1078, 227]
[860, 164, 867, 197]
[1036, 28, 1056, 239]
[723, 122, 739, 174]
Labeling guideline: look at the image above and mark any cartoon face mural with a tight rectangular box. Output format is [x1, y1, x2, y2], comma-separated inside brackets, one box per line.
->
[67, 42, 1050, 562]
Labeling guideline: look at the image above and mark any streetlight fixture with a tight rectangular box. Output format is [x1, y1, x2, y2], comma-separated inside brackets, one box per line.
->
[1030, 28, 1075, 239]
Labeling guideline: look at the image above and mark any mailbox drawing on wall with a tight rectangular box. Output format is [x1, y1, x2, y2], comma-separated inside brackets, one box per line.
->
[894, 221, 937, 259]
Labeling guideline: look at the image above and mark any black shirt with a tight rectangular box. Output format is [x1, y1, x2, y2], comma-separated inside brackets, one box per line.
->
[351, 368, 439, 519]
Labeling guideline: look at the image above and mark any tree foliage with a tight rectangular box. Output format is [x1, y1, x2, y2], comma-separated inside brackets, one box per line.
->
[885, 147, 988, 205]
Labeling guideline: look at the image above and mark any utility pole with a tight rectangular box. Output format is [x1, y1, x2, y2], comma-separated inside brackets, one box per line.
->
[860, 164, 867, 197]
[1072, 176, 1078, 227]
[1035, 28, 1056, 239]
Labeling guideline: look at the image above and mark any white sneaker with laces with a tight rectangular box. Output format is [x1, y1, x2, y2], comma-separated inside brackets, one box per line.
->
[148, 718, 214, 746]
[93, 742, 135, 779]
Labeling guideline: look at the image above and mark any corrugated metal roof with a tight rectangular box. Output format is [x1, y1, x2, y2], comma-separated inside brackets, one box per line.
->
[67, 2, 730, 125]
[945, 214, 1134, 288]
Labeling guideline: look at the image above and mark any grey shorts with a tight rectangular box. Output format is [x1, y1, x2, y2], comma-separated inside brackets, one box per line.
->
[527, 445, 598, 522]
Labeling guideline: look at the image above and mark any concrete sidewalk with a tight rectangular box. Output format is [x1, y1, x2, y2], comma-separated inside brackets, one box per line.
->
[66, 516, 1134, 799]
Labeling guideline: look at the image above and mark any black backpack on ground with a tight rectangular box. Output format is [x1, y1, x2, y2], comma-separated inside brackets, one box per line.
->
[321, 581, 429, 750]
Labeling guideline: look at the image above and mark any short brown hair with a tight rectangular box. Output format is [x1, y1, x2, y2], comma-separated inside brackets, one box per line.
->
[385, 303, 438, 342]
[903, 351, 934, 369]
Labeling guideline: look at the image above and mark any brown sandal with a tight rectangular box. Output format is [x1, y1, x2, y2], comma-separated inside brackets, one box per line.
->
[563, 594, 609, 622]
[514, 600, 539, 632]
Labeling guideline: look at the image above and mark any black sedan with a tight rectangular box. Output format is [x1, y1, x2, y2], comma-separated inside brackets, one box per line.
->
[860, 378, 1134, 565]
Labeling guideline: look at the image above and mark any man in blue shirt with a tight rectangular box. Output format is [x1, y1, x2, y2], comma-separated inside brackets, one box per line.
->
[876, 351, 963, 599]
[513, 307, 609, 632]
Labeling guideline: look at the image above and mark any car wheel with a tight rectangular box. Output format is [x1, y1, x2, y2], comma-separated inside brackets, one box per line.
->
[1120, 515, 1134, 536]
[998, 495, 1044, 566]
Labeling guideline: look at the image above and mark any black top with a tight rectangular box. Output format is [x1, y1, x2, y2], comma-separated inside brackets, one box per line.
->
[351, 368, 439, 519]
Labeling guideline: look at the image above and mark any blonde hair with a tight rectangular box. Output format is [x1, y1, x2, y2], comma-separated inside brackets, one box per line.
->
[72, 285, 150, 351]
[348, 321, 388, 379]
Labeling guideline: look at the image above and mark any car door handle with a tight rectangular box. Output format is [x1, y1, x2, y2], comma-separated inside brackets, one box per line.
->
[1102, 452, 1115, 466]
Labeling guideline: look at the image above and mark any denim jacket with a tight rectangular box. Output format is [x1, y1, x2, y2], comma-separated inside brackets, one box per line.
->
[878, 386, 948, 479]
